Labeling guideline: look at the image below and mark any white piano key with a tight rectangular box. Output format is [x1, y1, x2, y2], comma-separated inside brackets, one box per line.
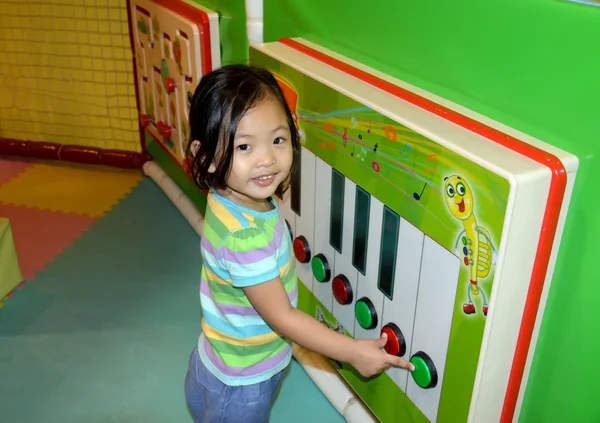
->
[406, 236, 461, 422]
[277, 187, 295, 240]
[332, 177, 358, 335]
[294, 147, 316, 292]
[312, 157, 335, 310]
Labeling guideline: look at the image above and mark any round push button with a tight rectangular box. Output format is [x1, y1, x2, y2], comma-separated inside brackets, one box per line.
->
[165, 77, 175, 93]
[381, 323, 406, 357]
[293, 236, 311, 263]
[311, 253, 331, 282]
[409, 351, 438, 389]
[332, 274, 353, 305]
[355, 297, 377, 330]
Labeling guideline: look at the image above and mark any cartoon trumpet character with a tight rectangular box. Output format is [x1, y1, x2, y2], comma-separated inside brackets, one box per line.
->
[443, 175, 497, 316]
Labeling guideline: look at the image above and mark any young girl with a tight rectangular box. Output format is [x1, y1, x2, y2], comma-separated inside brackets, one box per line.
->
[183, 64, 414, 423]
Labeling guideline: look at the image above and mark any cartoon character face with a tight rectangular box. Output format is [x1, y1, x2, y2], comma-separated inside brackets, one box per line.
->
[444, 175, 474, 220]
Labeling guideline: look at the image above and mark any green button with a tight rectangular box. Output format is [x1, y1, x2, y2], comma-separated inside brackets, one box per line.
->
[355, 299, 374, 329]
[311, 254, 329, 282]
[311, 257, 326, 282]
[410, 356, 432, 388]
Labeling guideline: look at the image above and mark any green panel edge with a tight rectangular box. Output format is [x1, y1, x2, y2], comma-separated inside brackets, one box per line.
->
[145, 132, 207, 214]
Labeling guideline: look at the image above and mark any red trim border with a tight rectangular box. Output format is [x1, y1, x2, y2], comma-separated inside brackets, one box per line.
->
[0, 138, 150, 169]
[151, 0, 213, 76]
[278, 37, 567, 422]
[126, 0, 147, 155]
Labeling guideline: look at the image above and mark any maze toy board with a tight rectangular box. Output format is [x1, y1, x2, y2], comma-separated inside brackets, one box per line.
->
[249, 39, 578, 423]
[128, 0, 220, 169]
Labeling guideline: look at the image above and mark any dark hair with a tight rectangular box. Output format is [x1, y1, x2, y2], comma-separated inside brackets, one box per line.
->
[186, 64, 300, 199]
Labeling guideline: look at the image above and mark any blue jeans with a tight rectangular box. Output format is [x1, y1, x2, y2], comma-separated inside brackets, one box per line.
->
[184, 346, 284, 423]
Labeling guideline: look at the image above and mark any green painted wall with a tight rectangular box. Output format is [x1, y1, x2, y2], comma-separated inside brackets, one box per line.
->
[264, 1, 600, 421]
[190, 0, 249, 65]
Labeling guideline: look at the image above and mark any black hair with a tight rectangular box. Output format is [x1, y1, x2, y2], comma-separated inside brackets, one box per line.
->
[186, 64, 300, 199]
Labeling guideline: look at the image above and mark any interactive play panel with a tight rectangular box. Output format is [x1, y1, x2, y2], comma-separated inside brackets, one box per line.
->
[249, 39, 578, 423]
[128, 0, 220, 171]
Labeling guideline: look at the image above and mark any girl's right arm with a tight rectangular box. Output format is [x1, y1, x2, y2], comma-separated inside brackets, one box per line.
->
[242, 277, 414, 378]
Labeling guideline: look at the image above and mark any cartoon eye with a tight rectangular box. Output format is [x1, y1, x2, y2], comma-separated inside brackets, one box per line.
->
[446, 184, 455, 197]
[456, 182, 466, 196]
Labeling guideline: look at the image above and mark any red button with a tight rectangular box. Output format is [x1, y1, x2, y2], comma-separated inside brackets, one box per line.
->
[293, 236, 311, 263]
[165, 77, 175, 93]
[140, 114, 149, 127]
[163, 126, 171, 138]
[332, 274, 353, 305]
[381, 323, 406, 357]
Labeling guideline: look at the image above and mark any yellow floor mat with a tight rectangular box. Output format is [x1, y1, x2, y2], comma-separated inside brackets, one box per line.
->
[0, 161, 143, 217]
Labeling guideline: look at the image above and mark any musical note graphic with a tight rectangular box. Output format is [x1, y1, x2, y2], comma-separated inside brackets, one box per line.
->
[413, 183, 428, 201]
[425, 153, 438, 174]
[342, 128, 348, 147]
[351, 117, 357, 128]
[400, 143, 412, 159]
[373, 143, 378, 153]
[367, 120, 372, 133]
[357, 147, 367, 162]
[385, 125, 397, 142]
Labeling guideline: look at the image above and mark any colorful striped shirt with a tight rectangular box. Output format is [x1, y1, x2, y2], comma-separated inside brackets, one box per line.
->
[198, 190, 298, 386]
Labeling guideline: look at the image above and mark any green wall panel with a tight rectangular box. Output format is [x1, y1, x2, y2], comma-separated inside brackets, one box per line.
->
[191, 0, 249, 64]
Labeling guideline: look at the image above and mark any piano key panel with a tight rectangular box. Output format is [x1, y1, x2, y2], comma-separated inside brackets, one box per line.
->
[250, 43, 577, 423]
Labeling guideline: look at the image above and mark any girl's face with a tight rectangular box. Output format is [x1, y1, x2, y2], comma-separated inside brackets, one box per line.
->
[213, 98, 293, 211]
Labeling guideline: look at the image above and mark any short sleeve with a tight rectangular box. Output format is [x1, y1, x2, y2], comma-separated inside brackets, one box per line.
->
[219, 227, 280, 288]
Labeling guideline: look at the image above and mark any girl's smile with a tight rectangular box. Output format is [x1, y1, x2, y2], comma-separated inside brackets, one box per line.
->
[253, 173, 277, 187]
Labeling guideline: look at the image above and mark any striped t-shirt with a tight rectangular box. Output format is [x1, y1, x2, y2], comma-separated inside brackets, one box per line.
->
[198, 190, 298, 386]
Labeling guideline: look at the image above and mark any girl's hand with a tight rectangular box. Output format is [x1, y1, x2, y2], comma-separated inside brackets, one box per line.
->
[350, 332, 415, 378]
